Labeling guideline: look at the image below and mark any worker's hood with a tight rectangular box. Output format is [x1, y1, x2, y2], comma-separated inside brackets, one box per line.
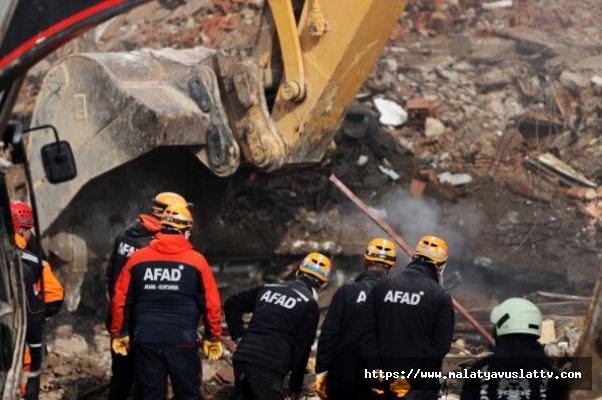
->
[405, 259, 439, 282]
[124, 214, 161, 238]
[355, 270, 385, 282]
[149, 232, 192, 254]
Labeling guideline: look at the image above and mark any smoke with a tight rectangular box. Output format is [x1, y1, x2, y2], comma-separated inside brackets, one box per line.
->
[379, 188, 484, 265]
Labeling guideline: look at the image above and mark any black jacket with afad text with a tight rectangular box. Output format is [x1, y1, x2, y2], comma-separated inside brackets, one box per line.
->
[106, 214, 161, 301]
[316, 271, 384, 381]
[461, 335, 567, 400]
[224, 278, 320, 394]
[358, 260, 455, 381]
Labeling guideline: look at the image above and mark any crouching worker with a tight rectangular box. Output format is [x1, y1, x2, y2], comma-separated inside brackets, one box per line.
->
[460, 298, 567, 400]
[225, 253, 332, 400]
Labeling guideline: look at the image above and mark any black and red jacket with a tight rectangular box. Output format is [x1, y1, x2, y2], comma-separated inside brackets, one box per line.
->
[110, 232, 222, 343]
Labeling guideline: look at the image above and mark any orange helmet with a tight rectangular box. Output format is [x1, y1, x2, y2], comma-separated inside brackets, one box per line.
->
[152, 192, 187, 218]
[161, 203, 193, 232]
[10, 201, 34, 231]
[299, 252, 332, 283]
[413, 236, 448, 264]
[365, 238, 396, 267]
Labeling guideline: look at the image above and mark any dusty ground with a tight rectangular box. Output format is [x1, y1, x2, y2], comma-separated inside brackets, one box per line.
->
[11, 0, 602, 397]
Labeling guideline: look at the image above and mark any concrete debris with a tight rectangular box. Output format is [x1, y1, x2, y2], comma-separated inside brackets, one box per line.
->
[591, 75, 602, 87]
[356, 155, 369, 166]
[482, 0, 513, 10]
[530, 153, 597, 188]
[374, 98, 408, 127]
[438, 172, 473, 186]
[424, 117, 445, 138]
[469, 38, 516, 64]
[12, 0, 602, 395]
[378, 165, 401, 181]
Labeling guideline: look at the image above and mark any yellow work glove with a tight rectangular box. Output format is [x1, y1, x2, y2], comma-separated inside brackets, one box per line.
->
[371, 369, 386, 395]
[112, 336, 130, 356]
[390, 377, 411, 398]
[315, 372, 328, 399]
[202, 339, 223, 361]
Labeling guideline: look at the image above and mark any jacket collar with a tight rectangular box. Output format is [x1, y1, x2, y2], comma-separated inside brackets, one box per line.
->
[406, 260, 439, 282]
[139, 214, 161, 233]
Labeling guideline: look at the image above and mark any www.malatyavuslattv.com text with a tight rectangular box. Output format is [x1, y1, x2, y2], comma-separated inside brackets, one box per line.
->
[364, 369, 582, 381]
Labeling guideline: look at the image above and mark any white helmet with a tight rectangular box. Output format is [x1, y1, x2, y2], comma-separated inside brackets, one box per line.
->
[490, 298, 542, 337]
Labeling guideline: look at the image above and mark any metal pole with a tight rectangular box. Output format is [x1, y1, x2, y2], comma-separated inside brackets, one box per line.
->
[329, 173, 495, 345]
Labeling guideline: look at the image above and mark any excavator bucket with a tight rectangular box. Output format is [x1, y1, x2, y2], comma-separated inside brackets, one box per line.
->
[27, 47, 241, 310]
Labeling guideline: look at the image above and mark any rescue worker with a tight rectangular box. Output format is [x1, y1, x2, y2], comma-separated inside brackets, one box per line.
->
[315, 238, 397, 400]
[461, 298, 567, 400]
[358, 235, 455, 400]
[224, 253, 331, 400]
[11, 201, 64, 400]
[111, 203, 222, 400]
[105, 191, 188, 400]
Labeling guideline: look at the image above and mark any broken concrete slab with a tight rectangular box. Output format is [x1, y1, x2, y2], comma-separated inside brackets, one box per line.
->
[469, 38, 516, 64]
[529, 153, 597, 188]
[560, 71, 591, 89]
[450, 35, 472, 59]
[424, 117, 446, 138]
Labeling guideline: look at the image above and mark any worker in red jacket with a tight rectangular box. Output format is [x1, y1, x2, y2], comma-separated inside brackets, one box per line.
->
[105, 191, 188, 400]
[111, 203, 223, 400]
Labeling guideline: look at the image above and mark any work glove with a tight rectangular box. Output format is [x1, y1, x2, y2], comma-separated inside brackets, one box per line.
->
[112, 336, 130, 356]
[371, 369, 387, 396]
[315, 372, 328, 399]
[390, 377, 411, 398]
[203, 338, 223, 361]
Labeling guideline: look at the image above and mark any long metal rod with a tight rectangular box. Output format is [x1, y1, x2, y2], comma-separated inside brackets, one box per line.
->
[329, 173, 495, 346]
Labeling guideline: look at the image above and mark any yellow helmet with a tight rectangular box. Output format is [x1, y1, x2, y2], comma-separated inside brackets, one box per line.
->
[161, 203, 193, 232]
[413, 236, 448, 264]
[365, 238, 397, 267]
[298, 252, 332, 282]
[152, 192, 187, 218]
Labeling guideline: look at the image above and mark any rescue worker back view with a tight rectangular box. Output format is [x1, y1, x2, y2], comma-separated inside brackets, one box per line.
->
[111, 203, 223, 400]
[315, 238, 396, 400]
[358, 235, 455, 400]
[225, 252, 331, 400]
[461, 298, 567, 400]
[105, 191, 188, 400]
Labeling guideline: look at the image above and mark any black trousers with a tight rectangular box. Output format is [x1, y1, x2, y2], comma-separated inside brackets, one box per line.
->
[108, 346, 137, 400]
[135, 343, 202, 400]
[233, 361, 285, 400]
[326, 374, 368, 400]
[23, 345, 43, 400]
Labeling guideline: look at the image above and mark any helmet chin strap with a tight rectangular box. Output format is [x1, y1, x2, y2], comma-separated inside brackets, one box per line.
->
[437, 262, 446, 286]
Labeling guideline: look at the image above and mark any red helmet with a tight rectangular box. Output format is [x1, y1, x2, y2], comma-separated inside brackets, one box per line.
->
[10, 201, 34, 231]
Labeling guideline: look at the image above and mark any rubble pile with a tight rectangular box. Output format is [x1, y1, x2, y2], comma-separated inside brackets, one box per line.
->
[12, 0, 602, 398]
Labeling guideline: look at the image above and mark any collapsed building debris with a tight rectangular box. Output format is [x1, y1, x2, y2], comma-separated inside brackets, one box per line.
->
[10, 0, 602, 397]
